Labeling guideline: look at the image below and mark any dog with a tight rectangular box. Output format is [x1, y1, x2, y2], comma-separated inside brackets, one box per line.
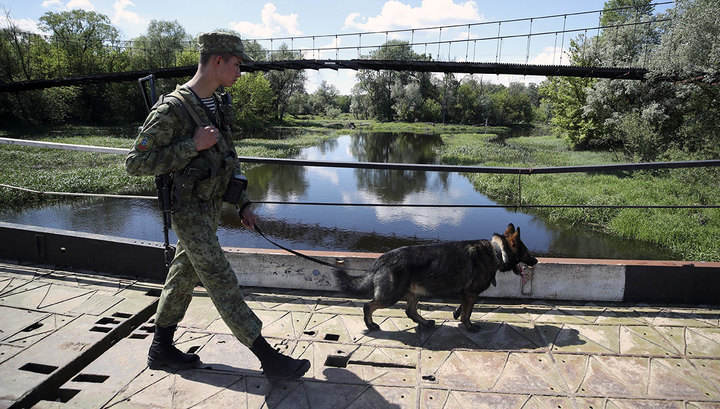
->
[332, 223, 538, 332]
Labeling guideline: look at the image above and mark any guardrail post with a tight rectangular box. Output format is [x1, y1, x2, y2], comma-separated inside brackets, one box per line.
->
[517, 171, 523, 211]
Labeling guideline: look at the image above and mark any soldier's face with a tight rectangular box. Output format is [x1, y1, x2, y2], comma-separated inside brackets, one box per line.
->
[219, 55, 243, 87]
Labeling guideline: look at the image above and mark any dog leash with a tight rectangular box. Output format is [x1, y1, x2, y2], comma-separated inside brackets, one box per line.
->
[251, 223, 366, 271]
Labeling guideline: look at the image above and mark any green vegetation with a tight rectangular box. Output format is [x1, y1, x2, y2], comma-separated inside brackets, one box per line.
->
[436, 133, 720, 261]
[235, 130, 337, 160]
[0, 125, 337, 208]
[0, 134, 141, 207]
[2, 123, 717, 261]
[1, 9, 539, 130]
[540, 0, 720, 159]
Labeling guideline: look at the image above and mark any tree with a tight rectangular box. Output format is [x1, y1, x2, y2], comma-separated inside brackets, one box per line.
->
[391, 79, 423, 122]
[600, 0, 654, 26]
[452, 76, 482, 124]
[350, 83, 370, 120]
[230, 72, 274, 131]
[1, 6, 41, 82]
[264, 43, 306, 120]
[622, 0, 719, 156]
[540, 38, 602, 149]
[650, 0, 720, 80]
[286, 91, 310, 116]
[435, 73, 459, 124]
[335, 94, 351, 113]
[308, 80, 339, 114]
[0, 8, 53, 121]
[354, 40, 430, 122]
[131, 20, 190, 69]
[505, 83, 535, 124]
[38, 10, 120, 75]
[542, 0, 719, 158]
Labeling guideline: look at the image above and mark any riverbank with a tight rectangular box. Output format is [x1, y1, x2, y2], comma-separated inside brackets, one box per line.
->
[1, 122, 718, 261]
[0, 125, 338, 207]
[436, 133, 720, 261]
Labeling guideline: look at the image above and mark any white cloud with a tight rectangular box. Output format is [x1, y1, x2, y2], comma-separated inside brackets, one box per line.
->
[344, 0, 484, 31]
[67, 0, 94, 10]
[41, 0, 63, 8]
[307, 168, 340, 185]
[41, 0, 94, 10]
[110, 0, 147, 37]
[365, 190, 466, 229]
[529, 46, 570, 66]
[112, 0, 145, 26]
[306, 70, 356, 95]
[0, 18, 43, 34]
[344, 12, 361, 30]
[230, 3, 301, 38]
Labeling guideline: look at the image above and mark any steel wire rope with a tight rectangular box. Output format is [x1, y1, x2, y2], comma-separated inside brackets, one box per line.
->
[2, 138, 718, 210]
[5, 0, 675, 80]
[2, 183, 718, 209]
[241, 1, 674, 45]
[2, 18, 679, 93]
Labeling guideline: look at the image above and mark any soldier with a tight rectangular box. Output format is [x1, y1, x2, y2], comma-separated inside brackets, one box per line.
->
[125, 31, 310, 381]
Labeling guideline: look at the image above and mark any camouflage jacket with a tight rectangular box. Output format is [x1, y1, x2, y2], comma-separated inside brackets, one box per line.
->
[125, 85, 249, 209]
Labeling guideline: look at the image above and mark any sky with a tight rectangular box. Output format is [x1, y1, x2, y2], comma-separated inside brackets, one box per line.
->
[1, 0, 673, 93]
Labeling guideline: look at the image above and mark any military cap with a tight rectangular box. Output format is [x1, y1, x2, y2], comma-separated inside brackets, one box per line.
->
[198, 31, 253, 61]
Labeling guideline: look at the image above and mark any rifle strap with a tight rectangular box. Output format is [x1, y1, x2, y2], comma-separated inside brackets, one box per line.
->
[171, 89, 232, 155]
[172, 91, 206, 127]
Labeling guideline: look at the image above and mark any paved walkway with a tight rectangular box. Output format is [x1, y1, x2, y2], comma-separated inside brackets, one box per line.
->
[1, 261, 720, 408]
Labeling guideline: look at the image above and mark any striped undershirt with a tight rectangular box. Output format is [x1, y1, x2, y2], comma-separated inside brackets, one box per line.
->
[200, 96, 216, 113]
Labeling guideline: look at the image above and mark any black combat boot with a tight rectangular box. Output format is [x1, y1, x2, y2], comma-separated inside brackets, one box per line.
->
[249, 335, 311, 381]
[147, 324, 200, 370]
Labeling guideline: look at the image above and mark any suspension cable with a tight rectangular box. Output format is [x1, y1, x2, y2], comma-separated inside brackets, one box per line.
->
[1, 184, 718, 210]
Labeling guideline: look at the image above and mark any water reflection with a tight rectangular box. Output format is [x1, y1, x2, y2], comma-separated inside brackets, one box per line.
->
[351, 132, 441, 163]
[353, 133, 445, 202]
[0, 132, 679, 260]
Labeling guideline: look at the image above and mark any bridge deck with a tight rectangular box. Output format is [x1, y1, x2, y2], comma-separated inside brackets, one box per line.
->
[0, 60, 650, 92]
[1, 260, 719, 408]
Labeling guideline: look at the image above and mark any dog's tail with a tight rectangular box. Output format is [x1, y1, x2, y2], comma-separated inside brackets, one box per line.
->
[332, 268, 373, 294]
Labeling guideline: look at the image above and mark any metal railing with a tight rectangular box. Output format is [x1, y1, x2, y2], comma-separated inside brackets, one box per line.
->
[1, 137, 718, 210]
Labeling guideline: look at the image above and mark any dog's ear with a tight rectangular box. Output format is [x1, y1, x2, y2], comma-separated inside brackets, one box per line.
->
[504, 223, 515, 236]
[515, 227, 521, 239]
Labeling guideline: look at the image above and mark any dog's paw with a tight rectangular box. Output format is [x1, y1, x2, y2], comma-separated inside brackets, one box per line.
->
[463, 322, 481, 333]
[421, 320, 436, 329]
[366, 323, 381, 331]
[452, 307, 461, 320]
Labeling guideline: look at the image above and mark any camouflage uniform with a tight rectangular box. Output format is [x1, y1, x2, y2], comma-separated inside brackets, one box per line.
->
[126, 47, 261, 347]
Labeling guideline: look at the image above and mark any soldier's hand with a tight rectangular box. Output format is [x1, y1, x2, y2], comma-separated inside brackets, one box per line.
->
[240, 207, 258, 231]
[193, 125, 219, 151]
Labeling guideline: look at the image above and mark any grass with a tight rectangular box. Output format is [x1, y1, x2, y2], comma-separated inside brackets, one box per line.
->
[436, 133, 720, 261]
[236, 130, 337, 160]
[2, 122, 718, 261]
[0, 124, 338, 208]
[361, 120, 509, 136]
[0, 132, 144, 208]
[281, 113, 510, 135]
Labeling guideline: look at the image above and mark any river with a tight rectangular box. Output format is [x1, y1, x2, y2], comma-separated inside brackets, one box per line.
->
[0, 132, 677, 259]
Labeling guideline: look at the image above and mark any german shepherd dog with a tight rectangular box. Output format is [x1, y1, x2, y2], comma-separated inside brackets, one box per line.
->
[333, 224, 538, 332]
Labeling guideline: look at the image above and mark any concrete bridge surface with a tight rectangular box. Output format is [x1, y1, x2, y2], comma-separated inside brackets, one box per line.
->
[1, 259, 720, 408]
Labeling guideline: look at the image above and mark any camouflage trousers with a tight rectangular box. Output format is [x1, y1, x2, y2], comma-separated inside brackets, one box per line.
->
[154, 199, 262, 347]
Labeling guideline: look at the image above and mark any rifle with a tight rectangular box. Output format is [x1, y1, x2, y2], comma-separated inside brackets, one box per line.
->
[138, 74, 174, 267]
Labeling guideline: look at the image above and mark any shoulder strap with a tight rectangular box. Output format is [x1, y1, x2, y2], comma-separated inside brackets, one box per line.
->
[168, 90, 234, 154]
[170, 92, 206, 127]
